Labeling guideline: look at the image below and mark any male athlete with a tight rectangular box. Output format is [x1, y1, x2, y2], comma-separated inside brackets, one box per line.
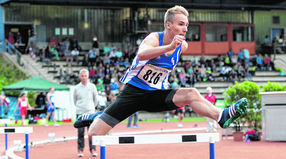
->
[74, 5, 248, 137]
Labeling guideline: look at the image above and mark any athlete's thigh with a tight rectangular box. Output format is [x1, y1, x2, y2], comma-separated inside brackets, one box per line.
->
[103, 84, 144, 123]
[142, 89, 179, 112]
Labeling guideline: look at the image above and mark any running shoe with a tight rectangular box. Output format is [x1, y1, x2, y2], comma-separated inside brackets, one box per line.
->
[218, 98, 248, 128]
[74, 111, 103, 128]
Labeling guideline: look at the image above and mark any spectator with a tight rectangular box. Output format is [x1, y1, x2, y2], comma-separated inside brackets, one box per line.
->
[174, 107, 185, 127]
[105, 85, 115, 105]
[45, 87, 60, 126]
[16, 32, 23, 44]
[96, 79, 105, 92]
[82, 53, 89, 67]
[200, 65, 207, 81]
[64, 45, 73, 64]
[187, 73, 196, 87]
[0, 94, 10, 119]
[204, 87, 217, 132]
[256, 54, 264, 70]
[14, 92, 33, 125]
[97, 91, 107, 112]
[49, 36, 58, 48]
[237, 49, 244, 64]
[88, 48, 97, 67]
[243, 48, 250, 65]
[73, 69, 98, 157]
[127, 112, 139, 128]
[35, 92, 46, 109]
[110, 78, 120, 95]
[178, 68, 186, 87]
[102, 53, 110, 65]
[71, 47, 80, 64]
[7, 32, 15, 54]
[263, 54, 275, 71]
[92, 35, 99, 54]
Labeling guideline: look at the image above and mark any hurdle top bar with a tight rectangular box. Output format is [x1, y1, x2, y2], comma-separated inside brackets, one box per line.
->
[0, 127, 33, 134]
[0, 119, 11, 124]
[92, 133, 220, 145]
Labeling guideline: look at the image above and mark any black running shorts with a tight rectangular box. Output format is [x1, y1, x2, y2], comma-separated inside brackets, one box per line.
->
[99, 84, 179, 127]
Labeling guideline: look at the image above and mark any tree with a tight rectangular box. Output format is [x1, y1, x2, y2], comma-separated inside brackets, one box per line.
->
[225, 81, 261, 131]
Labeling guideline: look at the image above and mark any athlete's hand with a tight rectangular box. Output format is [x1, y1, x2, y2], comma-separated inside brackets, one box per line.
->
[169, 35, 185, 50]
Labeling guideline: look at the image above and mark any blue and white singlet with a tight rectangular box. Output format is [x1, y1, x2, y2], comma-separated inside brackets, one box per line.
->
[120, 32, 182, 90]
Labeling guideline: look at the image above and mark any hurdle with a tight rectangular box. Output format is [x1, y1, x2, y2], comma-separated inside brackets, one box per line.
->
[0, 127, 33, 159]
[93, 133, 220, 159]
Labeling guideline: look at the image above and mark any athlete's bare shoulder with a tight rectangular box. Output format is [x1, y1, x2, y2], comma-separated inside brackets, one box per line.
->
[139, 32, 159, 49]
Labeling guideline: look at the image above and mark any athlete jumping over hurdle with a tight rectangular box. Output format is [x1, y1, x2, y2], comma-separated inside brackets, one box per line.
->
[74, 5, 248, 137]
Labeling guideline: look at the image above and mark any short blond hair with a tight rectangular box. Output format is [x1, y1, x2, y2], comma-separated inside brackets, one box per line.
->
[79, 68, 89, 75]
[164, 5, 189, 25]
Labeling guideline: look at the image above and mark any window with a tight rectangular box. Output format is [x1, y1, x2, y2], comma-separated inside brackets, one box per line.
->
[206, 25, 227, 42]
[186, 25, 200, 41]
[272, 16, 280, 24]
[232, 26, 254, 42]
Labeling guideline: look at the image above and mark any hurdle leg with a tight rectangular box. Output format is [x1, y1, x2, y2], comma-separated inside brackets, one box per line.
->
[100, 144, 106, 159]
[25, 133, 29, 159]
[5, 123, 8, 151]
[209, 141, 215, 159]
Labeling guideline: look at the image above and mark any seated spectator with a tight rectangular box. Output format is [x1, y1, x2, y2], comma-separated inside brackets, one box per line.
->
[97, 63, 105, 77]
[219, 66, 228, 81]
[210, 59, 216, 72]
[263, 54, 274, 71]
[71, 47, 79, 64]
[110, 78, 119, 95]
[103, 53, 110, 65]
[97, 91, 107, 111]
[50, 46, 59, 60]
[193, 65, 201, 81]
[109, 49, 117, 64]
[82, 53, 89, 67]
[58, 41, 66, 57]
[199, 65, 207, 81]
[263, 35, 271, 46]
[49, 36, 58, 48]
[88, 48, 97, 66]
[89, 67, 97, 81]
[105, 85, 116, 105]
[187, 73, 196, 87]
[243, 48, 250, 65]
[103, 74, 111, 86]
[96, 79, 105, 92]
[178, 68, 186, 87]
[256, 54, 264, 70]
[64, 45, 72, 64]
[237, 49, 244, 64]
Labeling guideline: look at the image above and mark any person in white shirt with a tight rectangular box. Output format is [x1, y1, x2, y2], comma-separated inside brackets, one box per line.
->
[73, 69, 98, 157]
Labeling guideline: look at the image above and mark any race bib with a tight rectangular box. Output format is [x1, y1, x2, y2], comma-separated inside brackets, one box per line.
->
[137, 64, 169, 89]
[21, 101, 28, 107]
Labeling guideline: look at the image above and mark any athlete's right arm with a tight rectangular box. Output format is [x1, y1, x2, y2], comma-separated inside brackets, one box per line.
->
[137, 33, 173, 61]
[14, 99, 20, 113]
[47, 93, 52, 106]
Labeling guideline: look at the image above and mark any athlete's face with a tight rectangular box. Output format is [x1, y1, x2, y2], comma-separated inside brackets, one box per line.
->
[167, 13, 189, 37]
[79, 71, 89, 84]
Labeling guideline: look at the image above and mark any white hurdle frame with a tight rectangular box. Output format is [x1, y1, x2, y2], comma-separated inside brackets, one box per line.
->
[0, 127, 33, 159]
[93, 133, 219, 159]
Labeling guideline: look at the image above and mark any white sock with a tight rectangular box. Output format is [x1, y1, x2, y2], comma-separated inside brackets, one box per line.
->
[217, 110, 224, 122]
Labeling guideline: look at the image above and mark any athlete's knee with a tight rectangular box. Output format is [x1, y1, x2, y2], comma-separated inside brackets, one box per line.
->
[184, 88, 201, 101]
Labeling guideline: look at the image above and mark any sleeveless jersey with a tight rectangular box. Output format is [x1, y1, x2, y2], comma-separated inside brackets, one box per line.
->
[48, 93, 55, 107]
[120, 32, 182, 90]
[19, 97, 28, 108]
